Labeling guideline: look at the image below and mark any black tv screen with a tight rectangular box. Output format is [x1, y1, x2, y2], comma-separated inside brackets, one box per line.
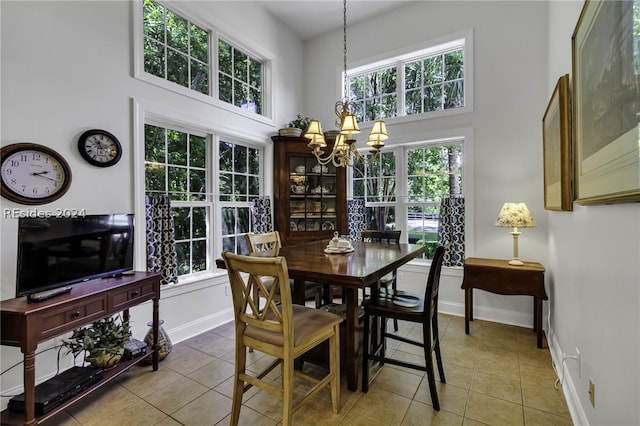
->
[16, 214, 134, 297]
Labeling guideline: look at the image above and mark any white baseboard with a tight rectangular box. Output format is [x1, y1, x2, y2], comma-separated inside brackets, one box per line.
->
[165, 307, 234, 345]
[439, 301, 537, 329]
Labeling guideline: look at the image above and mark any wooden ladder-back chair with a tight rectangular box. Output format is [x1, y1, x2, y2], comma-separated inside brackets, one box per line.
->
[245, 231, 323, 308]
[361, 229, 402, 331]
[361, 245, 447, 411]
[222, 251, 342, 425]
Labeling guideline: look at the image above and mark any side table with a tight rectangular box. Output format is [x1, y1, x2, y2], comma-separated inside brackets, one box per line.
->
[461, 257, 547, 348]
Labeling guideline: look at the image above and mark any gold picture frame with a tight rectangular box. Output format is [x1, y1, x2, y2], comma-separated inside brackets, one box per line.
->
[543, 74, 572, 211]
[572, 0, 640, 204]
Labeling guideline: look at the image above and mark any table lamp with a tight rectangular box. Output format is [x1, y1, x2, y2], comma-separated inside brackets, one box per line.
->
[495, 202, 535, 266]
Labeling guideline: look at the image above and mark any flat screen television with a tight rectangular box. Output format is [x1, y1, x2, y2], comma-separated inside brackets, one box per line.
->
[16, 214, 134, 298]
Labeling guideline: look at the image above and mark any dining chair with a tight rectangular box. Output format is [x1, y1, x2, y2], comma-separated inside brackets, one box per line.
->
[361, 245, 447, 411]
[221, 251, 341, 426]
[361, 229, 402, 331]
[245, 231, 324, 308]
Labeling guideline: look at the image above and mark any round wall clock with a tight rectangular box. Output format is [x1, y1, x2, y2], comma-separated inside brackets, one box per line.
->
[77, 129, 122, 167]
[1, 143, 72, 205]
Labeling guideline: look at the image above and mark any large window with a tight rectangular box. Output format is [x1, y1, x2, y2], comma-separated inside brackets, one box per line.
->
[352, 142, 463, 259]
[347, 36, 468, 123]
[141, 0, 266, 117]
[219, 141, 261, 254]
[144, 124, 209, 276]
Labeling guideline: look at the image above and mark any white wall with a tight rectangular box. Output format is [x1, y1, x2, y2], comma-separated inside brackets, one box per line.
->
[546, 2, 640, 425]
[0, 0, 304, 404]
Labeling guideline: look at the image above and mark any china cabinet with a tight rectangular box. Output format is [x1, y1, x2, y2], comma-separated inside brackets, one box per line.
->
[272, 135, 347, 247]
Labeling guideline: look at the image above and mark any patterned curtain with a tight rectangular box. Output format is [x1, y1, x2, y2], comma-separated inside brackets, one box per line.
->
[251, 197, 273, 233]
[145, 195, 178, 285]
[438, 197, 465, 267]
[347, 198, 366, 241]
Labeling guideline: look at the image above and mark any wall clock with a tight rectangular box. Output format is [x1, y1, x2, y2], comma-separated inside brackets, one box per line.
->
[1, 143, 72, 205]
[77, 129, 122, 167]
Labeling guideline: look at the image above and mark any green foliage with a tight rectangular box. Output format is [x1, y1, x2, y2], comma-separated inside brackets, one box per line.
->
[63, 315, 131, 357]
[287, 115, 311, 130]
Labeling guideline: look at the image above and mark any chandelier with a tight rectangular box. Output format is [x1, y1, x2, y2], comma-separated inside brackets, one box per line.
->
[303, 0, 388, 168]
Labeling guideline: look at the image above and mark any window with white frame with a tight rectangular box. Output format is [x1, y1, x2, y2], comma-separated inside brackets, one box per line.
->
[219, 141, 261, 254]
[347, 36, 467, 123]
[352, 141, 463, 260]
[141, 0, 266, 117]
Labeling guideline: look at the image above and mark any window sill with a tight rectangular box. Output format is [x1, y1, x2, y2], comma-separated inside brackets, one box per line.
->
[159, 270, 228, 299]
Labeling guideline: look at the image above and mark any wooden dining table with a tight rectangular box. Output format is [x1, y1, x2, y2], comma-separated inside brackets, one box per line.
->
[276, 239, 427, 391]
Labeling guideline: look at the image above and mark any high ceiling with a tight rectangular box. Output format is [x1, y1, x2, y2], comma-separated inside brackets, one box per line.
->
[259, 1, 415, 40]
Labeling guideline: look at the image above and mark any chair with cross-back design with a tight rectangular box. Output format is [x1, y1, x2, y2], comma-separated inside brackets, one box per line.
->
[222, 251, 341, 425]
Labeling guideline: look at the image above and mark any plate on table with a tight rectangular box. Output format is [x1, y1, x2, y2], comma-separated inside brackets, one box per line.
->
[324, 246, 354, 254]
[391, 294, 421, 307]
[322, 221, 334, 230]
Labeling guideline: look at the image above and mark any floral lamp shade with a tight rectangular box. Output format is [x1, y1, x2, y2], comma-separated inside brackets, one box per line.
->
[495, 202, 535, 266]
[495, 202, 535, 229]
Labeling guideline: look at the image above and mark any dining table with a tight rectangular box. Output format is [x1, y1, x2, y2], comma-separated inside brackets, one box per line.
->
[276, 239, 427, 391]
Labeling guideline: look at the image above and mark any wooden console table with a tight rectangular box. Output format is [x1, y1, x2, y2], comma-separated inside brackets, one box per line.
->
[1, 271, 161, 425]
[461, 258, 547, 348]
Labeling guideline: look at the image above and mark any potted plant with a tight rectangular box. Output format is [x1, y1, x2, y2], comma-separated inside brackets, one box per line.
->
[63, 315, 132, 370]
[279, 115, 311, 137]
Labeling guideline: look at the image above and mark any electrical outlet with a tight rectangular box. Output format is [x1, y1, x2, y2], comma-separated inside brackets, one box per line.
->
[588, 378, 595, 407]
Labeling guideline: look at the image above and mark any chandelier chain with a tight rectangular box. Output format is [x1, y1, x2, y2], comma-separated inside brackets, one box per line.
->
[343, 0, 348, 99]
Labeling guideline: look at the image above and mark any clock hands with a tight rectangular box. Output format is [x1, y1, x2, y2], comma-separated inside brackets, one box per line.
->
[31, 170, 59, 183]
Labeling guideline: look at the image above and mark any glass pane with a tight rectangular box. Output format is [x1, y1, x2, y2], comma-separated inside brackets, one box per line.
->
[173, 207, 190, 240]
[234, 82, 247, 107]
[167, 49, 188, 87]
[366, 206, 396, 230]
[144, 38, 165, 78]
[190, 169, 205, 196]
[221, 207, 235, 236]
[168, 166, 187, 199]
[219, 172, 232, 196]
[379, 67, 397, 93]
[353, 180, 364, 197]
[144, 163, 165, 192]
[143, 0, 165, 42]
[167, 130, 187, 165]
[219, 142, 233, 172]
[192, 207, 206, 238]
[191, 59, 209, 95]
[222, 236, 235, 252]
[380, 94, 397, 118]
[190, 24, 208, 63]
[234, 175, 247, 199]
[218, 40, 232, 75]
[237, 207, 250, 234]
[249, 175, 259, 196]
[424, 85, 443, 112]
[145, 124, 165, 163]
[248, 147, 260, 174]
[219, 74, 232, 103]
[444, 80, 464, 109]
[166, 10, 188, 54]
[404, 61, 421, 89]
[407, 176, 424, 202]
[405, 89, 421, 115]
[175, 241, 190, 275]
[444, 49, 464, 80]
[190, 135, 206, 168]
[424, 56, 443, 84]
[249, 59, 261, 88]
[234, 145, 247, 173]
[192, 240, 207, 272]
[233, 49, 248, 80]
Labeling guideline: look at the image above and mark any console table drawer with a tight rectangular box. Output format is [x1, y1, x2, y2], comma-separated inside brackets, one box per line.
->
[39, 297, 107, 339]
[110, 280, 156, 311]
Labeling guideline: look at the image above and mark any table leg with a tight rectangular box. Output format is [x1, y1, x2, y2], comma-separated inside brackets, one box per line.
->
[464, 288, 471, 334]
[535, 298, 543, 348]
[344, 287, 358, 391]
[23, 349, 36, 425]
[292, 279, 305, 305]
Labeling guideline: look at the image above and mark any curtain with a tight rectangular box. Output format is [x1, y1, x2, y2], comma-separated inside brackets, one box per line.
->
[438, 197, 465, 267]
[347, 198, 366, 241]
[145, 195, 178, 285]
[251, 197, 273, 233]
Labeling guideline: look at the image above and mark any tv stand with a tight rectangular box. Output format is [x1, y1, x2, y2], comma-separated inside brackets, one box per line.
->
[1, 272, 161, 425]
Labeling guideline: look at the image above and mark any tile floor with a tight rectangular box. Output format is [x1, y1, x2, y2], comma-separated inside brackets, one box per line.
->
[50, 314, 571, 425]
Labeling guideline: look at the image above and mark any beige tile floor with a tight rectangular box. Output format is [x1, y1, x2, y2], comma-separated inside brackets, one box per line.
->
[50, 314, 572, 425]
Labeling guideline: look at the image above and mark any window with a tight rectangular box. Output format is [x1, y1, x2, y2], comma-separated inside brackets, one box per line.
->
[218, 40, 263, 114]
[347, 35, 468, 123]
[141, 0, 266, 117]
[219, 141, 261, 254]
[143, 0, 210, 95]
[352, 142, 463, 260]
[144, 124, 209, 276]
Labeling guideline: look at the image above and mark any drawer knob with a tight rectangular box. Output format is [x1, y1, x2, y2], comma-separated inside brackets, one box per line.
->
[71, 311, 81, 318]
[132, 291, 139, 297]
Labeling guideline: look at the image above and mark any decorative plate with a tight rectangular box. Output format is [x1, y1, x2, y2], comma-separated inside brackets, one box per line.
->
[324, 246, 354, 254]
[322, 221, 334, 230]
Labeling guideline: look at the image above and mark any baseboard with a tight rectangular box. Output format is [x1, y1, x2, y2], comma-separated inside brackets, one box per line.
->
[438, 300, 536, 329]
[164, 307, 234, 344]
[548, 328, 589, 425]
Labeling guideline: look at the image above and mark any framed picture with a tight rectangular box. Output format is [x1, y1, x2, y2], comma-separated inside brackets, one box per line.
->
[543, 74, 572, 211]
[572, 0, 640, 204]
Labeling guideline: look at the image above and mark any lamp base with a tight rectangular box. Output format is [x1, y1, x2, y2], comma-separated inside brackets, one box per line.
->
[508, 259, 524, 266]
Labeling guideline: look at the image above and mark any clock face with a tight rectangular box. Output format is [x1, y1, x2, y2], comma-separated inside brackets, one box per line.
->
[1, 143, 72, 205]
[78, 129, 122, 167]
